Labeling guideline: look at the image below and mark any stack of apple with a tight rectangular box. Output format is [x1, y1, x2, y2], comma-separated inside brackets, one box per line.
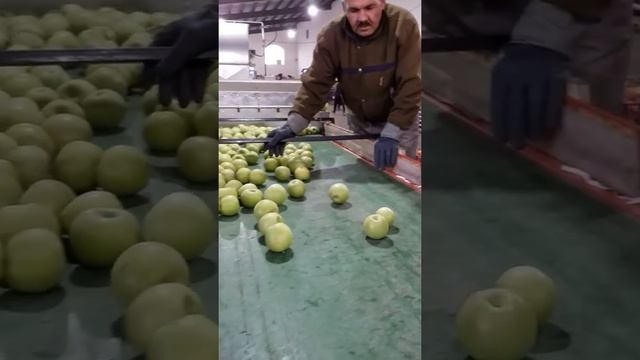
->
[456, 266, 557, 360]
[0, 4, 179, 51]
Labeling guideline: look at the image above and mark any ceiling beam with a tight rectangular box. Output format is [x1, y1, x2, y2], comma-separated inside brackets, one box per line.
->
[249, 23, 300, 34]
[222, 6, 307, 20]
[248, 15, 310, 27]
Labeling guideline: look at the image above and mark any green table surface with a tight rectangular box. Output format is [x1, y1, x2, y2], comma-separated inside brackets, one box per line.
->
[218, 142, 422, 359]
[422, 98, 640, 359]
[0, 96, 216, 360]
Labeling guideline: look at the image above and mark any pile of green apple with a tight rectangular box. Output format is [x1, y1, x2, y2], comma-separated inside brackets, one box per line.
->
[456, 265, 557, 360]
[0, 5, 220, 358]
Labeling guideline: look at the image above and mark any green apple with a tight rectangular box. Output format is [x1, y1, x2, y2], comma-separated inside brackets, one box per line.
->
[54, 140, 103, 193]
[224, 179, 242, 192]
[6, 145, 51, 188]
[60, 190, 123, 233]
[245, 151, 259, 165]
[376, 207, 395, 226]
[57, 79, 97, 103]
[288, 157, 305, 172]
[5, 123, 55, 155]
[29, 65, 71, 90]
[19, 179, 75, 216]
[127, 12, 153, 28]
[219, 195, 240, 216]
[328, 183, 349, 204]
[42, 99, 86, 118]
[257, 213, 283, 235]
[97, 145, 149, 196]
[249, 169, 267, 186]
[142, 192, 214, 260]
[111, 241, 189, 306]
[41, 12, 70, 35]
[143, 111, 190, 152]
[362, 214, 389, 240]
[82, 89, 127, 130]
[45, 30, 80, 49]
[142, 85, 159, 115]
[235, 167, 251, 184]
[2, 73, 43, 97]
[124, 282, 204, 351]
[177, 137, 217, 184]
[253, 199, 278, 220]
[496, 266, 556, 323]
[287, 179, 305, 198]
[456, 288, 537, 360]
[264, 184, 287, 205]
[85, 66, 128, 96]
[218, 173, 225, 188]
[218, 187, 238, 200]
[232, 159, 248, 170]
[240, 188, 262, 208]
[274, 166, 291, 182]
[5, 228, 65, 293]
[10, 32, 45, 49]
[220, 168, 235, 182]
[264, 158, 278, 172]
[192, 101, 217, 138]
[1, 97, 45, 129]
[122, 31, 152, 47]
[0, 172, 22, 207]
[112, 19, 146, 44]
[69, 208, 140, 267]
[265, 223, 293, 252]
[25, 86, 59, 108]
[294, 166, 310, 181]
[41, 113, 92, 151]
[237, 183, 257, 196]
[0, 203, 60, 244]
[146, 314, 218, 360]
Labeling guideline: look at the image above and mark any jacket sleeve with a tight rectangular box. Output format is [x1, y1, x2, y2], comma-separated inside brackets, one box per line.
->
[387, 13, 422, 130]
[287, 26, 338, 133]
[542, 0, 613, 22]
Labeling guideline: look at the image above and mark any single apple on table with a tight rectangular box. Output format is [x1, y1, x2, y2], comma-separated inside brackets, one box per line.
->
[362, 214, 389, 240]
[264, 222, 293, 252]
[264, 184, 287, 205]
[240, 188, 263, 208]
[219, 195, 240, 216]
[253, 199, 279, 220]
[496, 265, 556, 323]
[287, 179, 305, 198]
[328, 183, 349, 204]
[376, 207, 395, 226]
[274, 166, 291, 182]
[455, 288, 537, 360]
[258, 212, 284, 234]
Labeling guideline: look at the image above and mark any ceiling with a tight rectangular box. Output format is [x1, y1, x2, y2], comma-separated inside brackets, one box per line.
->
[219, 0, 335, 34]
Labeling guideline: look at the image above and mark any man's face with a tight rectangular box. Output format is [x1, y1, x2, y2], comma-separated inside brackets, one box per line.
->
[343, 0, 385, 37]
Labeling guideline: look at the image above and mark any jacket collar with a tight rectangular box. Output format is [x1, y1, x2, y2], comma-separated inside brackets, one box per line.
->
[341, 5, 389, 44]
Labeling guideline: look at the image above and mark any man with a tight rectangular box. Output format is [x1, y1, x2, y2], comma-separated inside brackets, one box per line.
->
[424, 0, 633, 148]
[264, 0, 422, 169]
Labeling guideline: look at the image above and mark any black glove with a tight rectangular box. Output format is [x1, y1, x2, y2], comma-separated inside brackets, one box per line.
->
[142, 5, 218, 107]
[374, 137, 399, 169]
[264, 125, 296, 157]
[491, 43, 569, 148]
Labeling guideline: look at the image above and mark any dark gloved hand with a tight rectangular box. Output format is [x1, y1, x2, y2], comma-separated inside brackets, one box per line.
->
[141, 5, 218, 107]
[491, 43, 569, 149]
[374, 137, 399, 169]
[264, 125, 296, 157]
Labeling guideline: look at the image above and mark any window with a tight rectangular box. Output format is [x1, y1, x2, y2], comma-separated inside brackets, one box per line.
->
[265, 44, 285, 65]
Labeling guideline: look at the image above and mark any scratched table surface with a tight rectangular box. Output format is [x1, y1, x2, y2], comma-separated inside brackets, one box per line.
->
[0, 96, 216, 360]
[218, 142, 422, 360]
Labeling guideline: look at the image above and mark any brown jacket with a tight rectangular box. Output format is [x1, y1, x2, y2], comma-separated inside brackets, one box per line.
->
[288, 4, 421, 134]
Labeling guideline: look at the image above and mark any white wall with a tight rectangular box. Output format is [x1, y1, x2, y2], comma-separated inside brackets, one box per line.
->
[248, 30, 299, 79]
[295, 0, 421, 74]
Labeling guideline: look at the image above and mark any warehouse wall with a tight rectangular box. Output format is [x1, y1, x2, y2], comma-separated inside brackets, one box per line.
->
[295, 0, 421, 74]
[0, 0, 211, 14]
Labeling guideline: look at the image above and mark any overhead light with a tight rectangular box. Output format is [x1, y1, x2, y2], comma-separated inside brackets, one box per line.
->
[307, 5, 319, 17]
[287, 29, 296, 39]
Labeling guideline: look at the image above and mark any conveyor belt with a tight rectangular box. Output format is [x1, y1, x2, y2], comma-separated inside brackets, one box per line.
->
[218, 142, 422, 359]
[422, 98, 640, 359]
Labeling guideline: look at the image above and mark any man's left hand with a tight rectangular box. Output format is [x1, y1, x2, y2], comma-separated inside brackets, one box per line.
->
[141, 6, 218, 107]
[374, 137, 399, 169]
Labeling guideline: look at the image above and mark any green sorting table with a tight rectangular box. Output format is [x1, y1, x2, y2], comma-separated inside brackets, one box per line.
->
[422, 98, 640, 359]
[0, 96, 216, 360]
[218, 142, 422, 359]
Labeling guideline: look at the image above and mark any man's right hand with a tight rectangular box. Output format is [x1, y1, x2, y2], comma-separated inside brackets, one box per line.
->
[264, 125, 296, 157]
